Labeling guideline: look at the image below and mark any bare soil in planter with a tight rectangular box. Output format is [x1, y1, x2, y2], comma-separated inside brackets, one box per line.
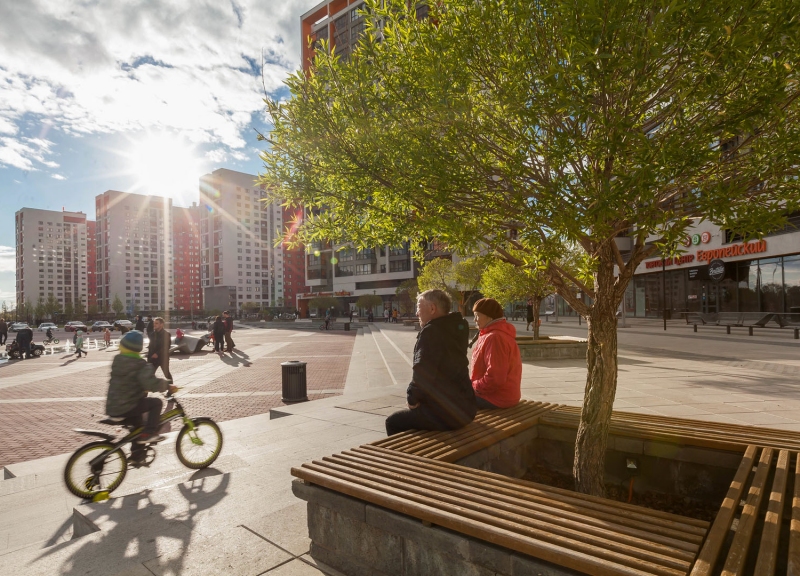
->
[522, 464, 720, 522]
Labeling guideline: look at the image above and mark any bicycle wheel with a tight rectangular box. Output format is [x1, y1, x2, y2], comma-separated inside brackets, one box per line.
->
[176, 419, 223, 469]
[52, 338, 60, 344]
[64, 442, 127, 499]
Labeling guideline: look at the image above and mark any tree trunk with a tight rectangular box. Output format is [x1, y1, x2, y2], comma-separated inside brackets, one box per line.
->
[573, 253, 619, 497]
[532, 297, 542, 340]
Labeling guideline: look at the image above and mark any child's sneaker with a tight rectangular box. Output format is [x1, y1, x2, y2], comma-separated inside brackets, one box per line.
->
[135, 433, 165, 444]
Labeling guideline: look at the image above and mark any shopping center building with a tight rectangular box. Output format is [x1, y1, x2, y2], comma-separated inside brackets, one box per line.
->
[623, 219, 800, 318]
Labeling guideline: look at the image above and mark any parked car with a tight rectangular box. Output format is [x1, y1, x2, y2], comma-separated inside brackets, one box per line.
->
[112, 319, 133, 332]
[90, 321, 113, 332]
[10, 322, 30, 332]
[37, 322, 58, 332]
[64, 321, 88, 332]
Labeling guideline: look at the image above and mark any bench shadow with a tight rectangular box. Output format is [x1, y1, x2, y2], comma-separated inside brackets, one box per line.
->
[35, 470, 229, 576]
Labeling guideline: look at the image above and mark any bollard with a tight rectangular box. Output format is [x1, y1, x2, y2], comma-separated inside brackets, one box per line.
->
[693, 324, 697, 333]
[748, 326, 753, 336]
[795, 328, 799, 340]
[726, 325, 730, 334]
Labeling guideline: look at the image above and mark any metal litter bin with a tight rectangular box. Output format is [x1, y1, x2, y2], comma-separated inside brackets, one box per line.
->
[281, 361, 308, 403]
[344, 322, 351, 331]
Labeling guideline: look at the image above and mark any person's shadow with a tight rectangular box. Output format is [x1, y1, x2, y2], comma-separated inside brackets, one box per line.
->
[34, 470, 229, 576]
[220, 350, 251, 368]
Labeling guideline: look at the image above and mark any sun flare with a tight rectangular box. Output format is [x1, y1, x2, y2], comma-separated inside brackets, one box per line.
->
[127, 132, 202, 204]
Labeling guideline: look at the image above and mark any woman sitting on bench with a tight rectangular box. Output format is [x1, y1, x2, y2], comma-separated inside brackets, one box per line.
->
[470, 298, 522, 410]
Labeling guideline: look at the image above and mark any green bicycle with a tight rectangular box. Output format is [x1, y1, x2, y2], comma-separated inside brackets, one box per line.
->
[64, 391, 223, 499]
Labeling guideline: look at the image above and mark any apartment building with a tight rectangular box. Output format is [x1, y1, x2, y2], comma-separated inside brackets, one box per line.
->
[14, 208, 93, 312]
[199, 169, 287, 311]
[172, 204, 203, 314]
[86, 220, 97, 310]
[282, 206, 305, 309]
[95, 191, 174, 313]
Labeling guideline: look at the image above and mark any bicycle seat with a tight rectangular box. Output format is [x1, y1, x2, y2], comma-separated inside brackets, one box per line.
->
[98, 416, 128, 426]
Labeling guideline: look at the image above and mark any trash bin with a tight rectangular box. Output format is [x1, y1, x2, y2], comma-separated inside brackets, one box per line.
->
[281, 361, 308, 403]
[344, 322, 351, 332]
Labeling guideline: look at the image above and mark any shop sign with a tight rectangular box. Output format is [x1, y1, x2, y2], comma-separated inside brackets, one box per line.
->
[687, 268, 700, 280]
[645, 254, 695, 269]
[708, 259, 726, 282]
[696, 240, 767, 263]
[684, 232, 712, 246]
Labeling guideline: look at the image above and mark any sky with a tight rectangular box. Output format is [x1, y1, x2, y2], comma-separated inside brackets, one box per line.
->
[0, 0, 321, 307]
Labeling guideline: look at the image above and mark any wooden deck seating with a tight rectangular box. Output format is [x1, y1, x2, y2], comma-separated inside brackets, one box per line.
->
[690, 445, 800, 575]
[292, 445, 710, 576]
[539, 406, 800, 452]
[371, 399, 561, 463]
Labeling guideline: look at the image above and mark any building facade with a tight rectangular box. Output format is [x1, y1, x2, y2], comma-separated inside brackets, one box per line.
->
[281, 206, 306, 310]
[199, 169, 286, 311]
[86, 220, 97, 311]
[95, 191, 174, 313]
[14, 208, 93, 315]
[172, 204, 203, 314]
[625, 220, 800, 318]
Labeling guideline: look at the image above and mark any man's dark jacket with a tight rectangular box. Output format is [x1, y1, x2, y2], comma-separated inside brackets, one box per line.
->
[407, 312, 476, 428]
[135, 318, 145, 331]
[15, 327, 33, 347]
[147, 328, 171, 363]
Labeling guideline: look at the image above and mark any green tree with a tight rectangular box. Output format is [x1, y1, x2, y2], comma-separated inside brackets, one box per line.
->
[308, 296, 340, 314]
[112, 294, 124, 317]
[1, 300, 8, 318]
[355, 294, 383, 314]
[23, 299, 34, 324]
[34, 298, 46, 324]
[262, 0, 800, 494]
[74, 298, 86, 319]
[88, 303, 98, 317]
[417, 256, 486, 315]
[45, 293, 61, 319]
[481, 261, 553, 340]
[395, 279, 419, 316]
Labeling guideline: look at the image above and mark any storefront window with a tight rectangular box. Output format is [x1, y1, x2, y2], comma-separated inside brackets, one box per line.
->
[737, 260, 758, 312]
[784, 256, 800, 316]
[759, 258, 783, 312]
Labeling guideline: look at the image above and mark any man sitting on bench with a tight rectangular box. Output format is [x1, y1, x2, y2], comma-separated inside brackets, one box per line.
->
[385, 289, 477, 436]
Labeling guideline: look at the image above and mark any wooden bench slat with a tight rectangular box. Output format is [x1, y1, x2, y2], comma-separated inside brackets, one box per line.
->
[358, 445, 710, 532]
[689, 445, 758, 576]
[789, 453, 800, 575]
[754, 449, 790, 575]
[293, 464, 690, 576]
[315, 456, 697, 568]
[546, 407, 800, 443]
[721, 446, 774, 576]
[326, 452, 702, 556]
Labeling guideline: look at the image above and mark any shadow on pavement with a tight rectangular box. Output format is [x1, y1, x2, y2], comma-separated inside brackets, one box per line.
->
[34, 469, 229, 576]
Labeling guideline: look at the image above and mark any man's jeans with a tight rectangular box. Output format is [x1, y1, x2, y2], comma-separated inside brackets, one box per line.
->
[385, 406, 456, 436]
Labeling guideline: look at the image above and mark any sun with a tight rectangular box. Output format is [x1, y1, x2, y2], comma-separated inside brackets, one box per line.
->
[128, 132, 202, 204]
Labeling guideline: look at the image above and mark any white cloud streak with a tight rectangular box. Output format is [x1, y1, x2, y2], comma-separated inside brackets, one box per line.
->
[0, 246, 16, 273]
[0, 0, 317, 170]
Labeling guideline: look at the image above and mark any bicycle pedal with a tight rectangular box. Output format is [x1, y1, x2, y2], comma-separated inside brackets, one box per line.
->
[92, 491, 110, 502]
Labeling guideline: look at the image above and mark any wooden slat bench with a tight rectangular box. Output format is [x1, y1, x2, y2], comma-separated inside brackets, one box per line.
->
[540, 406, 800, 452]
[690, 445, 800, 575]
[292, 445, 710, 576]
[371, 399, 562, 462]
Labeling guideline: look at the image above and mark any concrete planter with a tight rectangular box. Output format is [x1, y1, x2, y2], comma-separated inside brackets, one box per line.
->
[516, 335, 587, 360]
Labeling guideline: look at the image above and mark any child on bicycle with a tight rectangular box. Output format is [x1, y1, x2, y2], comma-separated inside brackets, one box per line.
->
[105, 331, 177, 444]
[45, 326, 54, 342]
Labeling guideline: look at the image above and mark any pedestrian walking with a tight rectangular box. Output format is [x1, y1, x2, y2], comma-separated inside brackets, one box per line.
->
[526, 299, 534, 332]
[212, 315, 225, 353]
[15, 324, 33, 359]
[368, 310, 374, 323]
[146, 317, 172, 379]
[135, 315, 145, 332]
[222, 310, 235, 352]
[0, 317, 7, 345]
[392, 309, 398, 323]
[384, 308, 390, 323]
[324, 308, 331, 330]
[74, 330, 88, 358]
[145, 318, 154, 341]
[349, 309, 354, 322]
[103, 327, 111, 348]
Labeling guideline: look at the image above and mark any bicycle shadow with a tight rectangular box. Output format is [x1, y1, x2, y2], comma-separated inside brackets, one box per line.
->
[34, 469, 230, 576]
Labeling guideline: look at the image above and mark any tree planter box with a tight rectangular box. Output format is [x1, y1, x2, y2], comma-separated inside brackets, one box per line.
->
[516, 336, 587, 360]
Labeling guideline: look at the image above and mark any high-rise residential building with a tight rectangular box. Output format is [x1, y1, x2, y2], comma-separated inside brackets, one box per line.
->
[95, 191, 174, 313]
[199, 168, 287, 311]
[86, 220, 97, 311]
[281, 206, 306, 310]
[172, 204, 203, 314]
[14, 208, 93, 314]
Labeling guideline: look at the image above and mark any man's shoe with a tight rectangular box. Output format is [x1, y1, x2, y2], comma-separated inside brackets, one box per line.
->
[135, 433, 165, 444]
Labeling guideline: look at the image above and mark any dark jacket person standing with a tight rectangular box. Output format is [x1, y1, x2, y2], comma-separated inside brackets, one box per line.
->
[146, 317, 172, 380]
[135, 316, 145, 332]
[222, 311, 235, 352]
[15, 325, 34, 359]
[0, 318, 7, 345]
[385, 289, 477, 436]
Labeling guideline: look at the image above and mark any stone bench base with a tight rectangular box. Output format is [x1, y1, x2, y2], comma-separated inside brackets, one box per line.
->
[293, 479, 581, 576]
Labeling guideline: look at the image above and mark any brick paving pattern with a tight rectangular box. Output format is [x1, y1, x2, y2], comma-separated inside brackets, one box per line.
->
[0, 329, 355, 468]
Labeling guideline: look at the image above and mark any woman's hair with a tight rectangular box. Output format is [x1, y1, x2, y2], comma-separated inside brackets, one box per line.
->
[215, 315, 222, 322]
[417, 289, 452, 314]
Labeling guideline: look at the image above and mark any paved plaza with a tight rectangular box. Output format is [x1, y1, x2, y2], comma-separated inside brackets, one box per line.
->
[1, 319, 799, 575]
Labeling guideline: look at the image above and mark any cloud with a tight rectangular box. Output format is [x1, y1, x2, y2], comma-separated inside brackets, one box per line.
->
[0, 246, 15, 273]
[51, 173, 66, 180]
[0, 137, 58, 171]
[0, 0, 319, 170]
